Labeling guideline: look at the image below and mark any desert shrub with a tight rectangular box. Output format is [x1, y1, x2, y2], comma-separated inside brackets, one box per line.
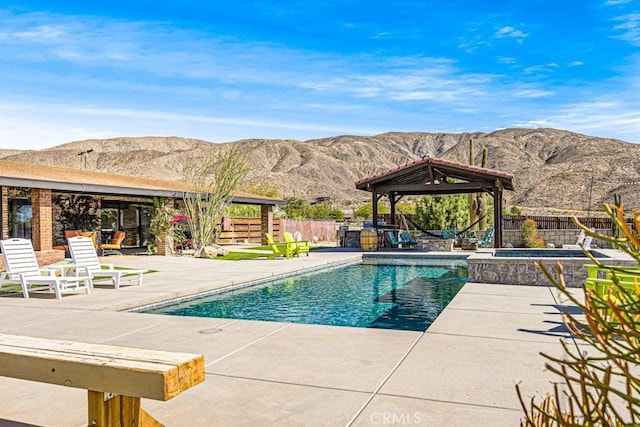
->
[353, 201, 389, 220]
[414, 194, 469, 230]
[521, 218, 545, 248]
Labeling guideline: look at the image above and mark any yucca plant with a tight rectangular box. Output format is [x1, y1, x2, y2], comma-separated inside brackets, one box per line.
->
[517, 203, 640, 425]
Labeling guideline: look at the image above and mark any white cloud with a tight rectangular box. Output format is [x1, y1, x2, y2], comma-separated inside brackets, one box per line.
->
[497, 56, 517, 64]
[612, 13, 640, 45]
[606, 0, 632, 5]
[568, 60, 585, 66]
[518, 99, 640, 143]
[524, 63, 558, 74]
[512, 89, 554, 98]
[495, 26, 529, 43]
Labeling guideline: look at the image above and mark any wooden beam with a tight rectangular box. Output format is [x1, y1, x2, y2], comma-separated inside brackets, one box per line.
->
[0, 333, 205, 401]
[375, 182, 493, 194]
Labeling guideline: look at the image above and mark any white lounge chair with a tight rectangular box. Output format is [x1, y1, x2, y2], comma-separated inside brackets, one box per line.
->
[68, 236, 146, 289]
[0, 238, 92, 299]
[562, 229, 593, 249]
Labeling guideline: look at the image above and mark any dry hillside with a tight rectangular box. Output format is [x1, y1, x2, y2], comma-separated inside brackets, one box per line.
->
[3, 128, 639, 214]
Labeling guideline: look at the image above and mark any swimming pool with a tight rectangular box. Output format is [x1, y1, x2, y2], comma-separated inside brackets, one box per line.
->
[143, 259, 467, 331]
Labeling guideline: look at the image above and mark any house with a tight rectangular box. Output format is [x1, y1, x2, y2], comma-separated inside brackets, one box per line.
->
[0, 160, 284, 264]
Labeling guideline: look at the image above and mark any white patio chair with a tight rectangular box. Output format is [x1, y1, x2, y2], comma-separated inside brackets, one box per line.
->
[68, 236, 146, 289]
[562, 229, 593, 249]
[0, 238, 92, 299]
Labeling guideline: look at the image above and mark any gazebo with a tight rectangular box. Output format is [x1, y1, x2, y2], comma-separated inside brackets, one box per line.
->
[354, 156, 515, 248]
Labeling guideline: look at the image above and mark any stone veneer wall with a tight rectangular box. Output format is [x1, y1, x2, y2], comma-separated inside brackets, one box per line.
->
[467, 251, 636, 287]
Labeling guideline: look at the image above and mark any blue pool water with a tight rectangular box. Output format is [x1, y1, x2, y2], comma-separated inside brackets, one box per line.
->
[144, 260, 467, 331]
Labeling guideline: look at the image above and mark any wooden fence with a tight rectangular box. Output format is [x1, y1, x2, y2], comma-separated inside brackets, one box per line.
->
[217, 217, 337, 244]
[280, 218, 337, 242]
[218, 217, 281, 244]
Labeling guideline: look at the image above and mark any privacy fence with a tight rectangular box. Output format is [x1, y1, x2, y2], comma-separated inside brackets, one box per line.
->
[217, 217, 336, 244]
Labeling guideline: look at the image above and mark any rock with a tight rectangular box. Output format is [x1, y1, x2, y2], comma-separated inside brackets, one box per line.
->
[200, 245, 229, 258]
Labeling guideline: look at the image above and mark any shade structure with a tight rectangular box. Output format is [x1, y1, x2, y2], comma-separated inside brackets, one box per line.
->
[355, 156, 515, 248]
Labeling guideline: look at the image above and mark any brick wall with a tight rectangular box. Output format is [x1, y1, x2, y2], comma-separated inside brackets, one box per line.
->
[31, 188, 52, 251]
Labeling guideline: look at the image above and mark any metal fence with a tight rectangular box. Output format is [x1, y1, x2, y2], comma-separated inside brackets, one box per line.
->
[502, 215, 635, 231]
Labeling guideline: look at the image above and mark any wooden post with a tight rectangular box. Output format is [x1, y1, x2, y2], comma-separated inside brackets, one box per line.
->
[389, 193, 397, 229]
[493, 181, 504, 248]
[372, 190, 378, 229]
[88, 391, 162, 427]
[261, 204, 273, 245]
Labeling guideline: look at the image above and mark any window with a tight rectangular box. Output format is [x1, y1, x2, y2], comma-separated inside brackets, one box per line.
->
[9, 200, 32, 239]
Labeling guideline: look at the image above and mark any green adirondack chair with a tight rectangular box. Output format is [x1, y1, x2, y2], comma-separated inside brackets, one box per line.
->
[283, 232, 310, 257]
[265, 233, 294, 259]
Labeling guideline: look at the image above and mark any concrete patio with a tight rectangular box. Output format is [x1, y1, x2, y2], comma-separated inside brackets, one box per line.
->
[0, 248, 578, 426]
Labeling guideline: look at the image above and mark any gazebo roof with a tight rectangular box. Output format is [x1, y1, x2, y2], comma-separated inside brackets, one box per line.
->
[355, 156, 514, 195]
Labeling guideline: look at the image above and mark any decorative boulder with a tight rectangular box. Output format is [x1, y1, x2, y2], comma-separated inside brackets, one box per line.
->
[200, 245, 229, 258]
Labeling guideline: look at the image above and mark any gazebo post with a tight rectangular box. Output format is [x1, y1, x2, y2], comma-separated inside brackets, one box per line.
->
[372, 190, 378, 229]
[389, 192, 396, 229]
[493, 181, 504, 248]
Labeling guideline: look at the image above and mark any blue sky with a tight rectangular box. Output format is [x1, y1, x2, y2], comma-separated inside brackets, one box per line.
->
[1, 1, 639, 150]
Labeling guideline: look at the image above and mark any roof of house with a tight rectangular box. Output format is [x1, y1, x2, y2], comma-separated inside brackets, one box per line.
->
[355, 155, 515, 195]
[0, 160, 286, 205]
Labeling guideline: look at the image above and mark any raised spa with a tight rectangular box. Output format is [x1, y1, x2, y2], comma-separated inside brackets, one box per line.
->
[467, 248, 635, 287]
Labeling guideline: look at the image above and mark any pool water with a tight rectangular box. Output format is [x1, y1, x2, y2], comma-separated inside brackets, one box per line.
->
[145, 261, 467, 332]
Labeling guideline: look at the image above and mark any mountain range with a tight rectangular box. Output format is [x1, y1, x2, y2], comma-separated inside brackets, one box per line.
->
[2, 127, 639, 214]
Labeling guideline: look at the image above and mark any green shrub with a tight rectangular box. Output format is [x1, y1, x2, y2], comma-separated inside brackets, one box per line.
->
[520, 218, 545, 248]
